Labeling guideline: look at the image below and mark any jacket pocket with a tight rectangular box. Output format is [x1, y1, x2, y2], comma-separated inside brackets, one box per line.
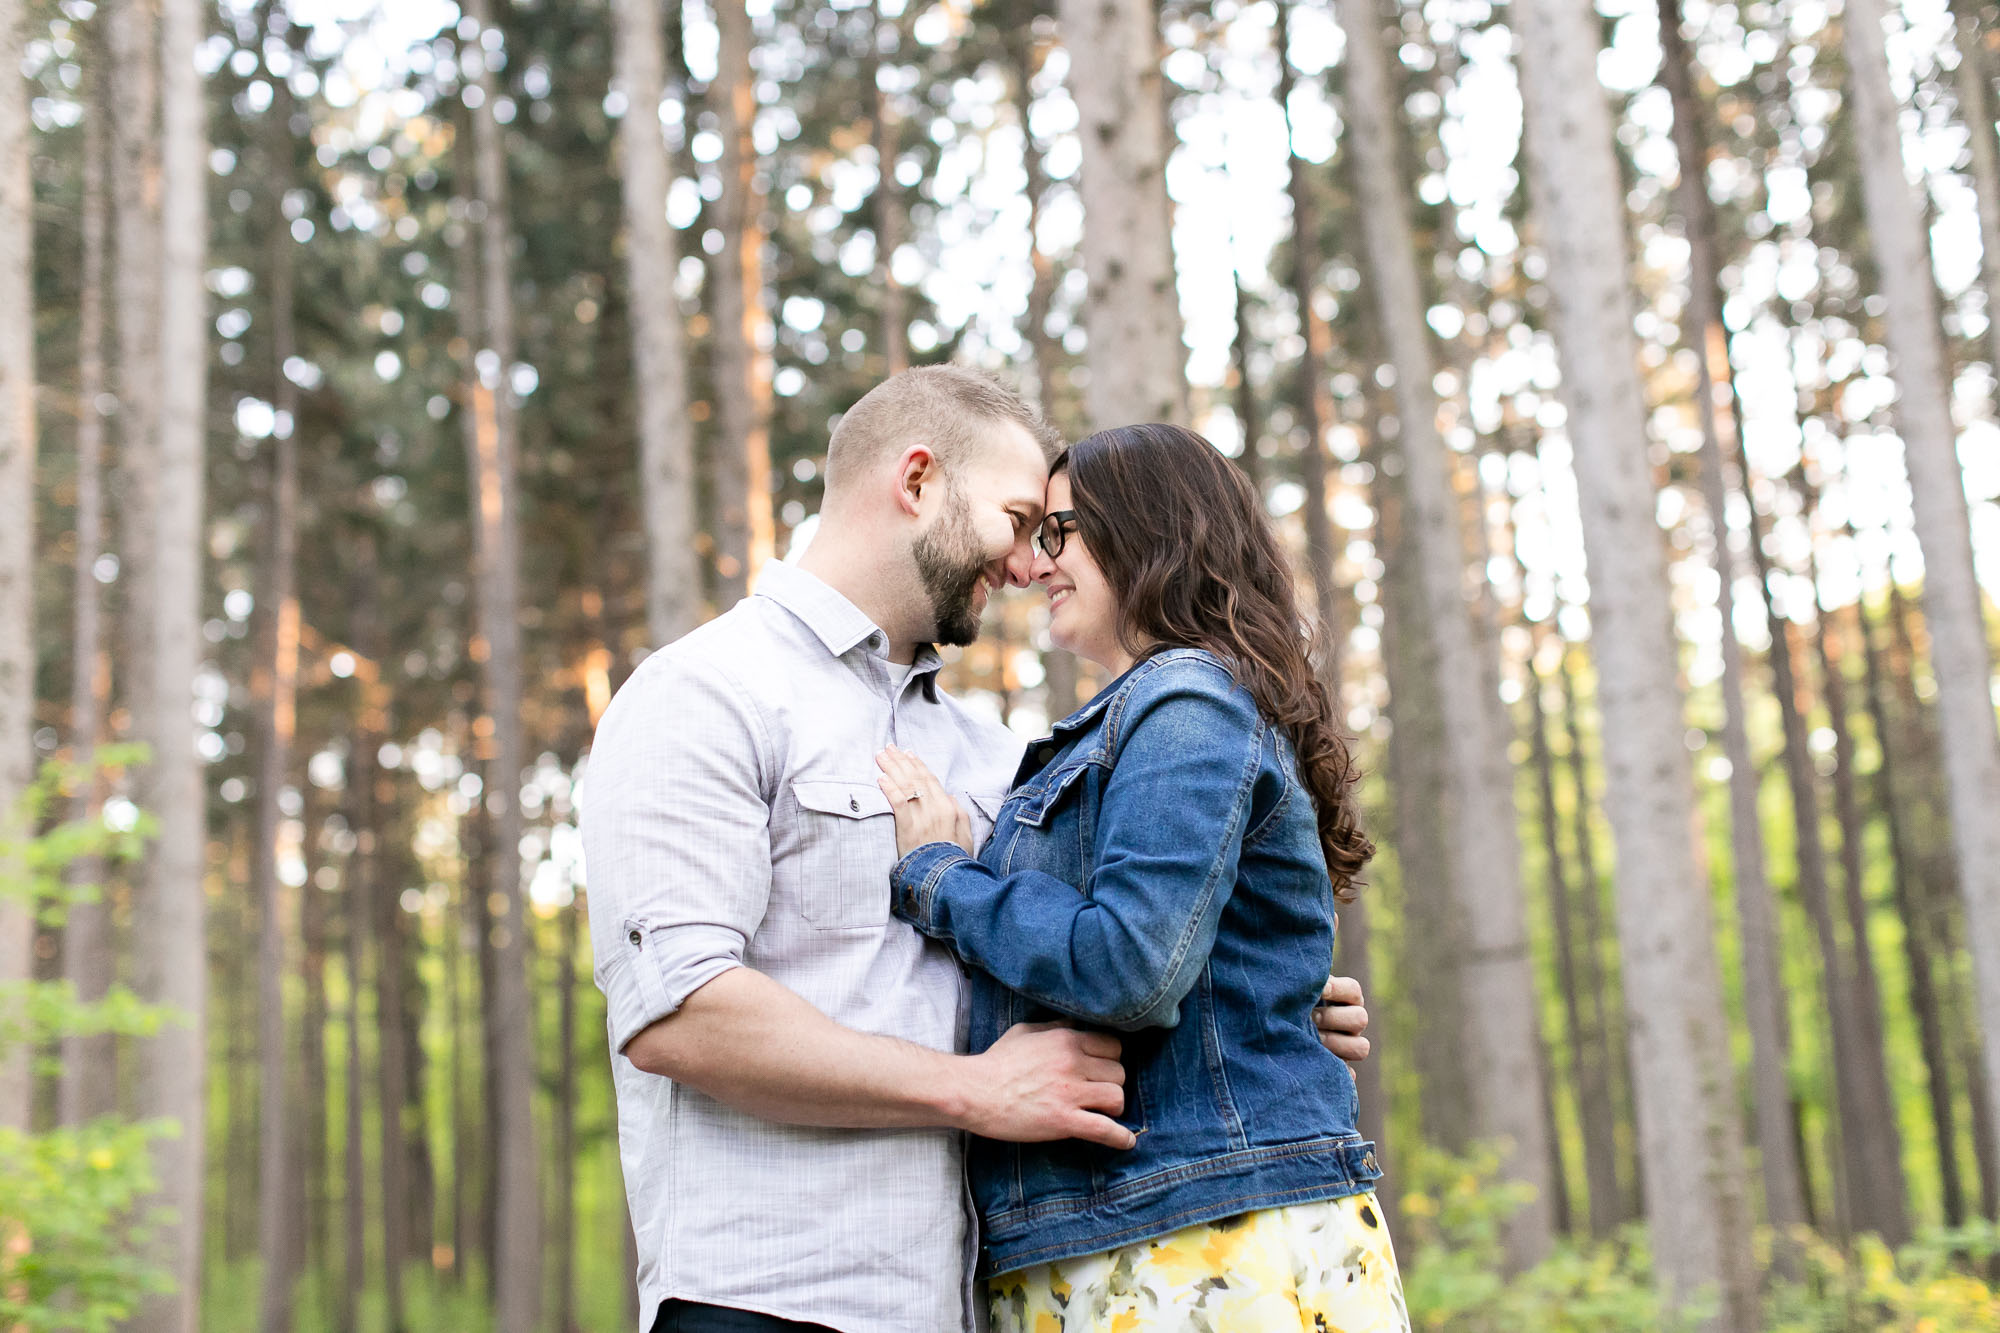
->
[791, 780, 896, 930]
[1011, 760, 1093, 829]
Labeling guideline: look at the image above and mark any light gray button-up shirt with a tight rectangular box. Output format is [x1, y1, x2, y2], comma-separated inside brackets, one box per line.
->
[582, 560, 1023, 1333]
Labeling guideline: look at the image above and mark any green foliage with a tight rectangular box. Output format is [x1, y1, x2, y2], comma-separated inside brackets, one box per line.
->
[0, 1121, 170, 1331]
[1395, 1142, 1689, 1332]
[0, 758, 174, 1330]
[1395, 1144, 2000, 1331]
[1764, 1222, 2000, 1331]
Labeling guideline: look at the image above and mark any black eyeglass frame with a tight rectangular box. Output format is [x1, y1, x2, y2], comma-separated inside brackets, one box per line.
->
[1035, 509, 1078, 558]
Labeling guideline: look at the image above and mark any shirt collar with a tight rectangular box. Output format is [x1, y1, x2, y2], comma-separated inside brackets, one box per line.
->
[754, 561, 945, 698]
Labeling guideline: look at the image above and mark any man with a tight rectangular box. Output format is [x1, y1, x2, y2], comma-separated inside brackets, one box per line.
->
[583, 367, 1371, 1333]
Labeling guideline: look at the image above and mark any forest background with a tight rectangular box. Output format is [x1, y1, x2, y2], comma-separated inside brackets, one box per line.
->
[5, 0, 2000, 1328]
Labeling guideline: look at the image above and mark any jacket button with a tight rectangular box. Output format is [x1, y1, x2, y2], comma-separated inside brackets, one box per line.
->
[1036, 747, 1054, 764]
[1362, 1151, 1379, 1173]
[849, 796, 860, 812]
[627, 929, 642, 947]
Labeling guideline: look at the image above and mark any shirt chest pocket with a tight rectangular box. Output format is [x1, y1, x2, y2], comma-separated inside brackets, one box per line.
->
[792, 780, 898, 930]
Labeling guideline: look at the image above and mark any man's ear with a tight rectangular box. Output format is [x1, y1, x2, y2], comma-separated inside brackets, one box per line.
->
[893, 445, 938, 518]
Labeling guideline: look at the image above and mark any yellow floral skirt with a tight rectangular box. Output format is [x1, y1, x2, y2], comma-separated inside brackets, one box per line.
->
[986, 1191, 1409, 1332]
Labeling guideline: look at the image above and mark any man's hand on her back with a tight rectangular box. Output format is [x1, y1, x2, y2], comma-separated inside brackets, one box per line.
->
[958, 1021, 1135, 1150]
[1315, 975, 1370, 1062]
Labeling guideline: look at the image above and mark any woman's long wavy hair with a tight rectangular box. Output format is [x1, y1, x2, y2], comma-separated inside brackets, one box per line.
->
[1060, 423, 1374, 898]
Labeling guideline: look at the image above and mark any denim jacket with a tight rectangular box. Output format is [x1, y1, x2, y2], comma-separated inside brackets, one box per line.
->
[890, 648, 1380, 1276]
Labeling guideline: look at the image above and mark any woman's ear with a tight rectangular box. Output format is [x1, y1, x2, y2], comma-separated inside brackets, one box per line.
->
[893, 444, 937, 517]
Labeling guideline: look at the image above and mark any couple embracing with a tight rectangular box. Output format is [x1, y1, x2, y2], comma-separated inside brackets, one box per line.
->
[583, 367, 1410, 1333]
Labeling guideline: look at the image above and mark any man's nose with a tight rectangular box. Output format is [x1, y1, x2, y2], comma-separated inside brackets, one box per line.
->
[1003, 540, 1037, 588]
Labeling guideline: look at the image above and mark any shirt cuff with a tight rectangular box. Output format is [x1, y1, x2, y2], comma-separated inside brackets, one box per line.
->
[890, 842, 975, 935]
[605, 922, 746, 1054]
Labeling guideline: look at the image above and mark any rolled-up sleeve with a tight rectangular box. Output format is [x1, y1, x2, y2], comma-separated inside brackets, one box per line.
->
[581, 650, 774, 1054]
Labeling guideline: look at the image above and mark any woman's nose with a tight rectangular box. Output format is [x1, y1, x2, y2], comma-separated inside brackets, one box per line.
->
[1029, 548, 1056, 583]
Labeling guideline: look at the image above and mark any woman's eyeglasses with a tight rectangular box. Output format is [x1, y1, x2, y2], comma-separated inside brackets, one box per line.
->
[1036, 510, 1078, 559]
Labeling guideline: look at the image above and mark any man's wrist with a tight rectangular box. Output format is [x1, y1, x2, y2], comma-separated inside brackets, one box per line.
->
[916, 1048, 982, 1133]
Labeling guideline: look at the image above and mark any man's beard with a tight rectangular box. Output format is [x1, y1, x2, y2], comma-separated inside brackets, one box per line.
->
[911, 486, 989, 647]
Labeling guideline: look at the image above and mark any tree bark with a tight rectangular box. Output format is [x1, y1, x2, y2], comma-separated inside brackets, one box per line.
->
[1512, 0, 1756, 1320]
[1948, 0, 2000, 381]
[1854, 573, 1965, 1225]
[59, 26, 118, 1127]
[1333, 0, 1553, 1267]
[1057, 0, 1184, 424]
[0, 0, 34, 1137]
[1004, 16, 1083, 720]
[614, 0, 702, 647]
[1275, 1, 1341, 683]
[1803, 482, 1908, 1244]
[867, 0, 908, 376]
[1842, 0, 2000, 1153]
[1378, 452, 1470, 1153]
[555, 893, 580, 1333]
[254, 21, 304, 1320]
[1230, 276, 1263, 493]
[339, 685, 367, 1331]
[709, 0, 775, 604]
[298, 789, 331, 1288]
[132, 3, 210, 1324]
[462, 6, 544, 1324]
[348, 543, 405, 1332]
[1528, 648, 1622, 1236]
[1655, 0, 1810, 1242]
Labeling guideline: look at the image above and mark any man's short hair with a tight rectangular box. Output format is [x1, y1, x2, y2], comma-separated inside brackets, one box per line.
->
[824, 365, 1065, 495]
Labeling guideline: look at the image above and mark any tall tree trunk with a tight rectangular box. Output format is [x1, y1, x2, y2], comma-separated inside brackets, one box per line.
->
[59, 36, 118, 1127]
[1512, 0, 1756, 1320]
[1804, 485, 1909, 1243]
[1057, 0, 1183, 423]
[0, 0, 33, 1138]
[132, 3, 209, 1324]
[867, 0, 908, 376]
[339, 686, 368, 1332]
[1555, 648, 1637, 1221]
[1655, 0, 1809, 1243]
[1949, 0, 2000, 381]
[1333, 0, 1553, 1267]
[614, 0, 701, 647]
[709, 0, 775, 604]
[554, 895, 580, 1333]
[1004, 17, 1082, 720]
[349, 543, 405, 1332]
[107, 0, 160, 744]
[1528, 648, 1622, 1236]
[1378, 453, 1470, 1154]
[1230, 276, 1263, 493]
[463, 6, 543, 1325]
[1843, 0, 2000, 1148]
[298, 790, 331, 1289]
[1854, 572, 1966, 1226]
[254, 26, 304, 1320]
[1276, 0, 1341, 674]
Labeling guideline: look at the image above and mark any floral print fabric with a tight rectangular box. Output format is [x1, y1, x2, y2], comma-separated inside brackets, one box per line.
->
[987, 1191, 1410, 1333]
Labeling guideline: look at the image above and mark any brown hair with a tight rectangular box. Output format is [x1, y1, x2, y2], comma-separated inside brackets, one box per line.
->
[824, 365, 1065, 494]
[1061, 423, 1373, 898]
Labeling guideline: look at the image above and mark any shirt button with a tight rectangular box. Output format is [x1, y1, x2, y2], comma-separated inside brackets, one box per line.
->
[849, 796, 860, 812]
[627, 929, 642, 947]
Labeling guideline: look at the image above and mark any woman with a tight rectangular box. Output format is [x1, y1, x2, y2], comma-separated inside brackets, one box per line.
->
[873, 424, 1407, 1332]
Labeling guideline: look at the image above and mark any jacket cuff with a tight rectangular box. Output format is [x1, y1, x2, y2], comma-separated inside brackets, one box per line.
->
[891, 842, 974, 933]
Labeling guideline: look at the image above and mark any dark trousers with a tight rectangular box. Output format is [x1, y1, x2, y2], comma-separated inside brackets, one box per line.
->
[650, 1299, 840, 1333]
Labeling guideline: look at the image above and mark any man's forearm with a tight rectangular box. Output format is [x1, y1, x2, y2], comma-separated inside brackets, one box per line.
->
[620, 966, 976, 1130]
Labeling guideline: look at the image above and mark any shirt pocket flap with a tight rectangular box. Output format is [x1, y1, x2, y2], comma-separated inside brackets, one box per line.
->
[793, 780, 892, 820]
[964, 791, 1005, 819]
